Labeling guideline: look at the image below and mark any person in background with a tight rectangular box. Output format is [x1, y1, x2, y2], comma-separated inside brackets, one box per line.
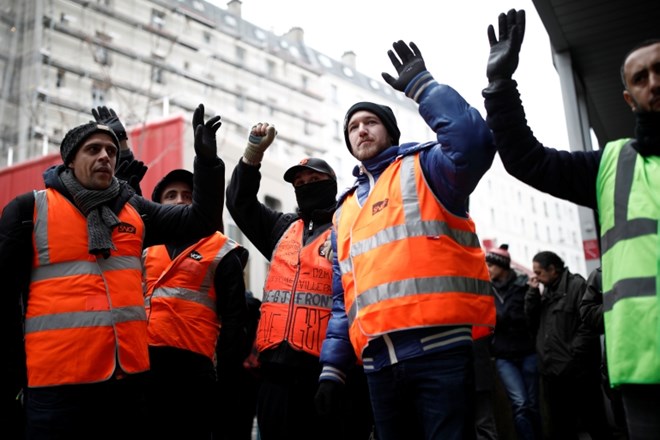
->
[226, 124, 373, 440]
[0, 103, 225, 439]
[526, 251, 612, 440]
[315, 40, 496, 440]
[143, 168, 249, 439]
[486, 244, 541, 440]
[483, 9, 660, 439]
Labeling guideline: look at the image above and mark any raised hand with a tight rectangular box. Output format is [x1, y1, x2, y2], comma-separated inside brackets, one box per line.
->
[192, 104, 222, 160]
[486, 9, 526, 82]
[242, 122, 277, 165]
[381, 41, 427, 92]
[115, 159, 148, 195]
[91, 106, 127, 141]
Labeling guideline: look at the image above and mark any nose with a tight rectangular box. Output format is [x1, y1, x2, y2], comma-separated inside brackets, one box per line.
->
[98, 147, 110, 162]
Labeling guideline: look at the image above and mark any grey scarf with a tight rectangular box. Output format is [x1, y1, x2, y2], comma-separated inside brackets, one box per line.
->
[60, 168, 122, 258]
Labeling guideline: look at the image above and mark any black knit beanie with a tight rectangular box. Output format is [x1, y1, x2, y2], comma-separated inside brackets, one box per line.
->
[343, 102, 401, 154]
[60, 122, 120, 166]
[486, 244, 511, 269]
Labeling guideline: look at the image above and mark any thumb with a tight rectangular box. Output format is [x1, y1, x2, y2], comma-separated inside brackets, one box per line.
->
[381, 72, 396, 86]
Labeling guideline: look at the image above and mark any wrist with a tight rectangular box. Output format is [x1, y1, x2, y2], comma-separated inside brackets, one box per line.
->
[241, 156, 261, 166]
[243, 143, 265, 165]
[482, 78, 517, 96]
[405, 71, 434, 102]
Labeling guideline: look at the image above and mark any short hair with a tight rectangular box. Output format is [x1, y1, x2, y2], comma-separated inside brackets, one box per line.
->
[532, 250, 565, 273]
[620, 38, 660, 88]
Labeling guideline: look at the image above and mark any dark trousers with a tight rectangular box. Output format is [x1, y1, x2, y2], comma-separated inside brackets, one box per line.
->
[620, 384, 660, 440]
[366, 348, 475, 440]
[145, 348, 217, 440]
[25, 376, 148, 440]
[214, 366, 261, 440]
[542, 373, 614, 440]
[256, 364, 373, 440]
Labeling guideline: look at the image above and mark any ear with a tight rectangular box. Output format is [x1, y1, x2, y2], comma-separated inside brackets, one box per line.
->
[623, 90, 637, 112]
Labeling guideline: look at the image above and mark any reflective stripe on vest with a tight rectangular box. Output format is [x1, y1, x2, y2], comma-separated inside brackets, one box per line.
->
[257, 220, 333, 357]
[27, 189, 148, 387]
[143, 233, 240, 360]
[336, 154, 495, 355]
[596, 138, 660, 385]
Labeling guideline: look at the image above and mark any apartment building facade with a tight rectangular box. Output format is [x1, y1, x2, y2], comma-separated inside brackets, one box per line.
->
[0, 0, 589, 295]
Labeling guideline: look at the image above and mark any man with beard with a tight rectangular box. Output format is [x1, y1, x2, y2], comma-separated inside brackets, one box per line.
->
[483, 9, 660, 439]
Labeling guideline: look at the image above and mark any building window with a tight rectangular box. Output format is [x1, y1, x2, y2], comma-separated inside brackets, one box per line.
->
[301, 74, 308, 90]
[333, 119, 340, 140]
[94, 32, 112, 66]
[151, 66, 165, 84]
[56, 69, 65, 88]
[151, 9, 166, 29]
[203, 31, 212, 44]
[331, 84, 338, 103]
[235, 46, 246, 64]
[266, 60, 276, 76]
[91, 81, 109, 107]
[151, 53, 165, 84]
[235, 88, 245, 112]
[267, 98, 276, 116]
[97, 0, 112, 7]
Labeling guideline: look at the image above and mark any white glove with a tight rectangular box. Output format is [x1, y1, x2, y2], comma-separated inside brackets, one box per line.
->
[243, 123, 277, 165]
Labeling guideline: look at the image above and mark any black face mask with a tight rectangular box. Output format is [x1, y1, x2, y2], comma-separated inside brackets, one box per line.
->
[294, 179, 337, 215]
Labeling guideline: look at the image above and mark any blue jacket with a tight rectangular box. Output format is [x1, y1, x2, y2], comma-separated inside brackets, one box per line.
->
[319, 71, 495, 383]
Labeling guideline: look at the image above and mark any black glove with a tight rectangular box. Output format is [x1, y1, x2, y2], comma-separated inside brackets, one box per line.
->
[192, 103, 222, 160]
[314, 380, 345, 417]
[92, 106, 127, 142]
[381, 41, 426, 92]
[115, 159, 147, 196]
[486, 9, 526, 82]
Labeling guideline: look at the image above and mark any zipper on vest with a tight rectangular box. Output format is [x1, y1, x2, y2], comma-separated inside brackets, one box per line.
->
[283, 239, 304, 343]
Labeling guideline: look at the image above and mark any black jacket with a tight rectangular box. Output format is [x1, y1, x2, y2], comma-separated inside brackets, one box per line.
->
[491, 270, 536, 359]
[226, 159, 335, 370]
[525, 269, 601, 377]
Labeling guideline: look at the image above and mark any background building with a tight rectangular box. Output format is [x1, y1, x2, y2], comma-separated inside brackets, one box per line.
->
[0, 0, 590, 296]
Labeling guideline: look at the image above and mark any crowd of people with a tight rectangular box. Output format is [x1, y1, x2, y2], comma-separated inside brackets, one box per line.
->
[0, 7, 658, 440]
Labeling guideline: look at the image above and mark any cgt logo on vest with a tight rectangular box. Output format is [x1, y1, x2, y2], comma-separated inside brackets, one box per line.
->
[372, 198, 389, 215]
[117, 222, 136, 234]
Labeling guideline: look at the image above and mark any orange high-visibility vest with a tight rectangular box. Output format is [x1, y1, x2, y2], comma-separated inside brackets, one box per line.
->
[257, 220, 333, 358]
[335, 154, 495, 357]
[143, 232, 243, 360]
[26, 189, 147, 387]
